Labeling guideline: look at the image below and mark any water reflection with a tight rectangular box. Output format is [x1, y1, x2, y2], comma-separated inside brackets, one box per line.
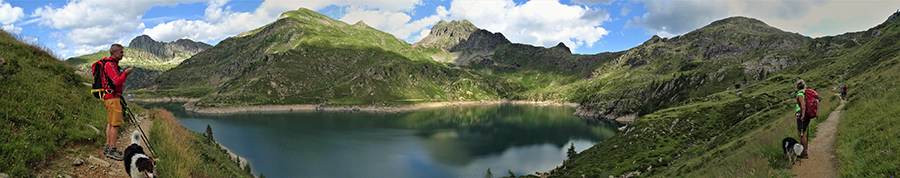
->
[136, 102, 622, 177]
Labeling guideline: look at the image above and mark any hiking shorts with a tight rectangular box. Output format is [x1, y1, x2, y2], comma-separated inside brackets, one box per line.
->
[104, 98, 124, 127]
[797, 117, 811, 132]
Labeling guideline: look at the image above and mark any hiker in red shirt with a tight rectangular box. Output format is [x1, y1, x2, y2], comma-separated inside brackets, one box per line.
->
[91, 44, 133, 161]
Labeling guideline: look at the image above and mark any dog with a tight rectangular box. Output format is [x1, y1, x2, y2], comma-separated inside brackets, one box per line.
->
[782, 137, 804, 166]
[124, 130, 156, 178]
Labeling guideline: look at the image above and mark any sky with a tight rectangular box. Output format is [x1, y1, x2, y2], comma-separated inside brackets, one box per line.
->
[1, 0, 898, 60]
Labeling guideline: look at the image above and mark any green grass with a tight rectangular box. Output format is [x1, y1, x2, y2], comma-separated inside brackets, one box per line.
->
[835, 54, 900, 177]
[66, 47, 183, 72]
[148, 109, 253, 177]
[0, 30, 108, 176]
[548, 12, 900, 177]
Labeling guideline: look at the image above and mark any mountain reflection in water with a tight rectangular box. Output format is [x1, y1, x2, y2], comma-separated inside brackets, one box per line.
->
[137, 102, 622, 178]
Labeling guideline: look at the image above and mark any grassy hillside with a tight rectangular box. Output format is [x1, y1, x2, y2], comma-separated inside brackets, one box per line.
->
[0, 30, 108, 176]
[138, 8, 521, 108]
[148, 109, 255, 177]
[0, 29, 254, 177]
[548, 12, 900, 177]
[834, 12, 900, 176]
[66, 47, 185, 72]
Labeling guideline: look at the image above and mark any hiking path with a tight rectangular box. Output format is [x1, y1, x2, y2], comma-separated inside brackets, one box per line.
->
[790, 95, 846, 177]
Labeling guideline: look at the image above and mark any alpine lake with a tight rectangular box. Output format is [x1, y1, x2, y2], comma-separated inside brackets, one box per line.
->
[136, 102, 623, 178]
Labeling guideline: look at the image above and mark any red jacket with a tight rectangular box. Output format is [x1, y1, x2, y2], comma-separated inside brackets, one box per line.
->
[91, 57, 129, 99]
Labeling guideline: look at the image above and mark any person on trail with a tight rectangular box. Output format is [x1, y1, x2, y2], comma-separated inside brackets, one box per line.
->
[795, 80, 811, 159]
[841, 85, 847, 100]
[94, 44, 133, 161]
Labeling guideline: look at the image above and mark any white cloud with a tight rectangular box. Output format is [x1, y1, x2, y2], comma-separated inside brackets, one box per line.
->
[625, 0, 729, 37]
[33, 0, 206, 47]
[338, 6, 445, 42]
[412, 29, 430, 42]
[143, 0, 269, 43]
[258, 0, 422, 16]
[57, 42, 66, 49]
[1, 24, 21, 34]
[145, 0, 423, 45]
[21, 36, 38, 45]
[570, 0, 615, 6]
[626, 0, 898, 37]
[72, 44, 105, 55]
[446, 0, 610, 52]
[0, 0, 24, 24]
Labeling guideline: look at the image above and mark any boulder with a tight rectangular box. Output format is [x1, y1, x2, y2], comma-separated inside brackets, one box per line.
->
[87, 155, 110, 167]
[73, 157, 84, 166]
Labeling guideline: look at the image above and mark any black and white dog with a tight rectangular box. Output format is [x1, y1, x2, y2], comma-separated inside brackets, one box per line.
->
[782, 137, 804, 166]
[124, 130, 156, 178]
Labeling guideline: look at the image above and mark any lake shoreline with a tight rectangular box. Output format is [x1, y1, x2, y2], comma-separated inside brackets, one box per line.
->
[128, 97, 200, 102]
[180, 100, 578, 115]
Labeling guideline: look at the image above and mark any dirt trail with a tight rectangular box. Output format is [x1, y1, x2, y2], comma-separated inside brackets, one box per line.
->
[44, 113, 154, 177]
[791, 97, 846, 177]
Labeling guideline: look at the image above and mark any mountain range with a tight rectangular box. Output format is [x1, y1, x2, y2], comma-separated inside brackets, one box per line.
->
[66, 35, 212, 90]
[130, 8, 807, 120]
[128, 8, 900, 177]
[4, 6, 898, 177]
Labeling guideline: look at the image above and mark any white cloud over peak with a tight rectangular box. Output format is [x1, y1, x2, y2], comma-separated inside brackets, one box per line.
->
[338, 6, 447, 42]
[0, 0, 24, 24]
[33, 0, 206, 46]
[72, 44, 105, 55]
[625, 0, 729, 37]
[570, 0, 615, 6]
[144, 0, 269, 43]
[144, 0, 423, 45]
[446, 0, 611, 52]
[626, 0, 897, 38]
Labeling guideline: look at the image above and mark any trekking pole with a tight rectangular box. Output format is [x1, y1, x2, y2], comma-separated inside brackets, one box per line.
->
[125, 105, 158, 157]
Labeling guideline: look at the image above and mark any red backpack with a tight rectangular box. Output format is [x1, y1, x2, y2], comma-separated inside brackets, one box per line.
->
[801, 89, 819, 118]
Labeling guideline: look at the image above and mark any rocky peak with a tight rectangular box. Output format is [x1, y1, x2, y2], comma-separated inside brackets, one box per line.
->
[707, 16, 767, 27]
[448, 29, 511, 52]
[551, 42, 571, 54]
[640, 35, 667, 46]
[127, 35, 211, 59]
[888, 10, 900, 23]
[413, 20, 481, 49]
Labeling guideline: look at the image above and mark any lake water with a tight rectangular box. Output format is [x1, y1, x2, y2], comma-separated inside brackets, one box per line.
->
[138, 103, 622, 178]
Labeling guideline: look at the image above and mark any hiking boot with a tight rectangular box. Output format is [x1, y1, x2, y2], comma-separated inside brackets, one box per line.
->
[799, 150, 809, 159]
[104, 147, 124, 161]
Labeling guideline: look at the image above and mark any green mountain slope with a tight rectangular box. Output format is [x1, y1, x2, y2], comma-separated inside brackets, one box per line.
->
[550, 12, 900, 177]
[0, 29, 252, 177]
[66, 35, 211, 72]
[0, 30, 107, 176]
[139, 8, 518, 108]
[66, 35, 211, 91]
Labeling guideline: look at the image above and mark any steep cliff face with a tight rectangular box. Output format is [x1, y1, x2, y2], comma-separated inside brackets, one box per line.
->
[128, 35, 212, 60]
[412, 20, 481, 50]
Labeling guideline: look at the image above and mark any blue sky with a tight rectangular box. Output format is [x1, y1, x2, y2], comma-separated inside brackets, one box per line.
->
[1, 0, 897, 59]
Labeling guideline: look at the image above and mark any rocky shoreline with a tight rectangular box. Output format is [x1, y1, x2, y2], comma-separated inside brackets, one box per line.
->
[128, 97, 199, 102]
[182, 100, 578, 115]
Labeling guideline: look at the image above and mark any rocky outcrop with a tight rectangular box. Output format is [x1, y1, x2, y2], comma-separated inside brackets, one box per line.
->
[413, 20, 480, 50]
[551, 42, 570, 54]
[128, 35, 212, 59]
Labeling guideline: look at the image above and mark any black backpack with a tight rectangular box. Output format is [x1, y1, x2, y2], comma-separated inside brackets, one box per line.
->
[91, 60, 120, 98]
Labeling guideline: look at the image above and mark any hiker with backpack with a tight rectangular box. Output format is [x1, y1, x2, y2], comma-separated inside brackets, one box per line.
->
[841, 85, 847, 100]
[795, 79, 818, 159]
[91, 44, 133, 161]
